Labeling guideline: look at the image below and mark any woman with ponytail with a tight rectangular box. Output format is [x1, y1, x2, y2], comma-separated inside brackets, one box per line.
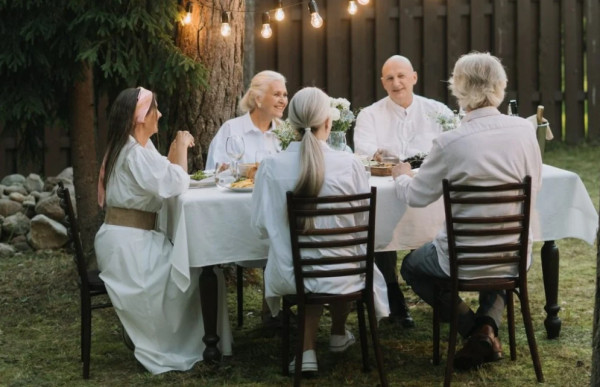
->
[251, 87, 389, 373]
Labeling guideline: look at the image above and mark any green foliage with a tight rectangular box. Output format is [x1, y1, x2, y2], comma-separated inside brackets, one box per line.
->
[0, 0, 207, 164]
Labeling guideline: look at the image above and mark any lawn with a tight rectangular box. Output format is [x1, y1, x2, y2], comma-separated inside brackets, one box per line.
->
[0, 143, 598, 386]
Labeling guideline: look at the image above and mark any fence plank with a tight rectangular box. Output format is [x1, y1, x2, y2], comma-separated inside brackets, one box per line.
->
[471, 0, 488, 51]
[446, 0, 469, 108]
[586, 0, 600, 141]
[254, 6, 277, 73]
[326, 0, 351, 98]
[375, 0, 397, 101]
[539, 0, 562, 138]
[400, 0, 423, 95]
[563, 0, 585, 144]
[277, 6, 303, 95]
[516, 0, 533, 117]
[351, 2, 375, 109]
[423, 0, 446, 102]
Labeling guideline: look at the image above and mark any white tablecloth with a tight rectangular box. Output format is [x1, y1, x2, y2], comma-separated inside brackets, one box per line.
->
[163, 164, 598, 292]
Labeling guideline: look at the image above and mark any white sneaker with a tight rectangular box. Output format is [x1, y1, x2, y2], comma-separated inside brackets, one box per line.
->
[288, 349, 318, 373]
[329, 330, 356, 353]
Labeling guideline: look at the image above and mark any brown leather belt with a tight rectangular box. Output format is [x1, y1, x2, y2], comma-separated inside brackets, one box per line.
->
[105, 207, 156, 231]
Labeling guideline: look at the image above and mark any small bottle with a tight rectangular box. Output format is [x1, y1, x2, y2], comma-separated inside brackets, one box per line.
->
[508, 99, 518, 116]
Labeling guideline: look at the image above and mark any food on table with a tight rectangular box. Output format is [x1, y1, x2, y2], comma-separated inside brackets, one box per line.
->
[370, 162, 395, 176]
[403, 153, 427, 169]
[231, 177, 254, 189]
[190, 170, 207, 180]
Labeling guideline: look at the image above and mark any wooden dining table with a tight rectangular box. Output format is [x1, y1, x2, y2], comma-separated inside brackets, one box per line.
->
[162, 164, 598, 362]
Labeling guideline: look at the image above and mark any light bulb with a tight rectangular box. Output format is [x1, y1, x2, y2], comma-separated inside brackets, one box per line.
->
[310, 12, 323, 28]
[183, 12, 192, 25]
[357, 0, 369, 4]
[221, 23, 231, 37]
[261, 12, 272, 38]
[261, 24, 272, 38]
[275, 0, 285, 21]
[348, 0, 358, 15]
[221, 11, 232, 37]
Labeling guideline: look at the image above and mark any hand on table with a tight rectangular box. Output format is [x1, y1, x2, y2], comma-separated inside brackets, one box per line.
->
[392, 162, 413, 179]
[373, 148, 395, 162]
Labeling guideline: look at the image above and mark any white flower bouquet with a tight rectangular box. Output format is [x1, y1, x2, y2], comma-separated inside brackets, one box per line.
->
[272, 119, 299, 150]
[431, 111, 461, 131]
[330, 97, 355, 132]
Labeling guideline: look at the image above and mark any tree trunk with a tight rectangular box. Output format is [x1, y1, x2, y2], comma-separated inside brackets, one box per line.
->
[69, 62, 100, 268]
[592, 191, 600, 384]
[171, 0, 246, 170]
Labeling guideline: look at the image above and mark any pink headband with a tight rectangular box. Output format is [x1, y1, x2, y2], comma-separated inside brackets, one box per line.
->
[134, 87, 153, 123]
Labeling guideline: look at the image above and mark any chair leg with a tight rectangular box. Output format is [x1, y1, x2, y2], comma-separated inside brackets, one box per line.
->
[236, 265, 243, 327]
[356, 300, 370, 373]
[519, 287, 545, 382]
[444, 297, 460, 387]
[81, 294, 92, 379]
[367, 298, 388, 387]
[507, 291, 516, 360]
[282, 301, 291, 376]
[433, 293, 441, 365]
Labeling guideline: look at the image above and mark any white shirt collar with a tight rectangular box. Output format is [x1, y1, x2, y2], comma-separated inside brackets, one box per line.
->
[241, 112, 276, 135]
[463, 106, 501, 122]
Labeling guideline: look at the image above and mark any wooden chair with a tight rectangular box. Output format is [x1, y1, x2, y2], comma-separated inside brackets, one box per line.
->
[57, 182, 112, 379]
[433, 176, 544, 386]
[282, 187, 387, 387]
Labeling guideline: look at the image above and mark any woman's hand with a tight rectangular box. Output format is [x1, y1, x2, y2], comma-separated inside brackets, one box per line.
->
[168, 131, 195, 172]
[391, 162, 413, 179]
[173, 130, 195, 148]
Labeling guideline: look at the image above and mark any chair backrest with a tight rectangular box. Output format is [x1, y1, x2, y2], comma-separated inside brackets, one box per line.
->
[57, 182, 89, 289]
[442, 176, 532, 280]
[285, 186, 377, 297]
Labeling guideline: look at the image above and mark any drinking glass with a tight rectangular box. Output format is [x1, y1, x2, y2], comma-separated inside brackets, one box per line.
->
[356, 154, 371, 179]
[225, 136, 245, 179]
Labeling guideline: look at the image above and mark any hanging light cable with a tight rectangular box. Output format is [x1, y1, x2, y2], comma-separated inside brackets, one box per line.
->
[347, 0, 358, 15]
[308, 0, 323, 28]
[221, 11, 232, 37]
[261, 12, 273, 38]
[274, 0, 285, 21]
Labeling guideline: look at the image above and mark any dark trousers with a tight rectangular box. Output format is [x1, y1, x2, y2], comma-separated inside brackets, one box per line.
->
[375, 251, 407, 316]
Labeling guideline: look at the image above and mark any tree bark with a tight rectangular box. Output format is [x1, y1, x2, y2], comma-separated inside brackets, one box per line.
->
[592, 191, 600, 385]
[171, 0, 246, 171]
[69, 62, 100, 268]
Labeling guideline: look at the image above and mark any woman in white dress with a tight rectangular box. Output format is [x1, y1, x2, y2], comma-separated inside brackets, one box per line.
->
[95, 87, 210, 374]
[251, 87, 389, 372]
[205, 70, 288, 169]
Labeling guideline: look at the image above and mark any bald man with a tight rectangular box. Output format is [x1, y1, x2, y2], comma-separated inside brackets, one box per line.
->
[354, 55, 453, 328]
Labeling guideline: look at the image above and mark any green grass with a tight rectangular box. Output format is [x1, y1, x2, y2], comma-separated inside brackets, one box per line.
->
[0, 144, 598, 386]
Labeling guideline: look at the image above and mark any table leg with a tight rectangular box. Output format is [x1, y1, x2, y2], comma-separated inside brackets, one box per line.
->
[541, 240, 561, 339]
[200, 265, 222, 362]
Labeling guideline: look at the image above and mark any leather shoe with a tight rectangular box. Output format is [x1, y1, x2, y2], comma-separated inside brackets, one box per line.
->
[453, 324, 502, 370]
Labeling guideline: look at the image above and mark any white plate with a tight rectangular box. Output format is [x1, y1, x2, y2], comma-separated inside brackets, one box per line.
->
[224, 183, 253, 193]
[190, 176, 216, 188]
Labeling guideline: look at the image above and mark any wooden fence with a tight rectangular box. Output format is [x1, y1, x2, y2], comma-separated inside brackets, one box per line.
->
[1, 0, 598, 177]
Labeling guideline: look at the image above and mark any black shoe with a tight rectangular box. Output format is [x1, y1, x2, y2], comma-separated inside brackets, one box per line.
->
[387, 282, 415, 328]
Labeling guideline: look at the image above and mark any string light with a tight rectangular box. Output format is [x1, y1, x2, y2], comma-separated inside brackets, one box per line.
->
[357, 0, 369, 4]
[347, 0, 357, 15]
[274, 0, 285, 21]
[221, 11, 232, 37]
[308, 0, 323, 28]
[182, 2, 192, 25]
[261, 12, 272, 38]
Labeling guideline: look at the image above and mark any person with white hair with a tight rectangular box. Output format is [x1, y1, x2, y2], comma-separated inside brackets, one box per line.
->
[205, 70, 288, 169]
[251, 87, 389, 373]
[354, 55, 454, 328]
[392, 52, 542, 370]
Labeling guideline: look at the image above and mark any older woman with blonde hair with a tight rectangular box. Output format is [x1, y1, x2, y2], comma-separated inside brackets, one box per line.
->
[251, 87, 389, 373]
[392, 52, 542, 371]
[205, 70, 288, 169]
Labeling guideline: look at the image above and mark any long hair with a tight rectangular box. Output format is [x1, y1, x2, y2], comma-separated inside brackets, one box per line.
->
[287, 87, 331, 228]
[103, 87, 157, 191]
[239, 70, 286, 113]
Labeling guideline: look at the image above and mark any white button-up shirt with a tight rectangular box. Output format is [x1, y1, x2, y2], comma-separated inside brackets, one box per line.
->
[205, 112, 281, 169]
[354, 95, 453, 159]
[394, 107, 543, 279]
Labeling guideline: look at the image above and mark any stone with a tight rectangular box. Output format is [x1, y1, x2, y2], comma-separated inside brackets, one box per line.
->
[10, 235, 32, 252]
[4, 185, 28, 196]
[24, 173, 44, 193]
[28, 214, 69, 250]
[35, 194, 65, 223]
[2, 212, 31, 236]
[8, 192, 26, 203]
[56, 167, 73, 184]
[0, 199, 22, 217]
[0, 174, 25, 186]
[0, 242, 15, 257]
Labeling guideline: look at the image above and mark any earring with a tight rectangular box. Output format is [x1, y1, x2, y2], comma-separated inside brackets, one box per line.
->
[257, 102, 262, 108]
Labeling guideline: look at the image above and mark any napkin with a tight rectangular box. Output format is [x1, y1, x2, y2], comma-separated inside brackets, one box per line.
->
[526, 115, 554, 140]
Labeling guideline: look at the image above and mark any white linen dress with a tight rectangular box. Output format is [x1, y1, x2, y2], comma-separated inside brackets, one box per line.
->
[251, 141, 390, 319]
[95, 136, 230, 374]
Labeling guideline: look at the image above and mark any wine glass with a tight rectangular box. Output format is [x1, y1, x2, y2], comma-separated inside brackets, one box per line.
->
[226, 136, 245, 179]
